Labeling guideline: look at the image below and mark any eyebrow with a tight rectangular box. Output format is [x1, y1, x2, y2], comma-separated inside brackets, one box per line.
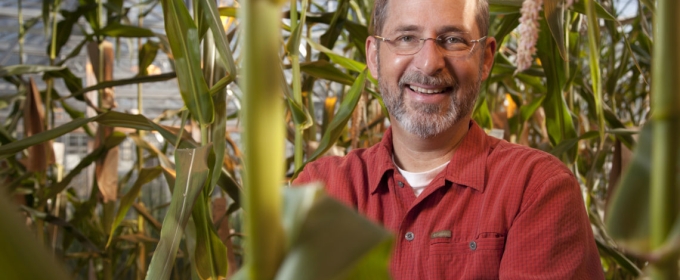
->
[437, 25, 469, 34]
[390, 25, 470, 35]
[392, 25, 421, 33]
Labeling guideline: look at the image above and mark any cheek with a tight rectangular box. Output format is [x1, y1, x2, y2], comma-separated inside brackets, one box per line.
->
[379, 53, 411, 82]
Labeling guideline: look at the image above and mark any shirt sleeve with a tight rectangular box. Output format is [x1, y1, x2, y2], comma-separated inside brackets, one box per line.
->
[499, 172, 605, 279]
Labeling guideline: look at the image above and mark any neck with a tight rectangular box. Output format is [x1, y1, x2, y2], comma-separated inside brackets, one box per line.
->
[391, 116, 470, 173]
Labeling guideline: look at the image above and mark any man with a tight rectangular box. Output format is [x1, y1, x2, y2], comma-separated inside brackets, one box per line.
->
[295, 0, 604, 278]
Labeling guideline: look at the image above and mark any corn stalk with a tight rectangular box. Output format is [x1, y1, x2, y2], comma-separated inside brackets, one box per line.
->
[649, 0, 680, 278]
[241, 0, 287, 278]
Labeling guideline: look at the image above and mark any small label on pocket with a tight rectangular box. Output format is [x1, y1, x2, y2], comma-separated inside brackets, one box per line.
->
[430, 230, 452, 239]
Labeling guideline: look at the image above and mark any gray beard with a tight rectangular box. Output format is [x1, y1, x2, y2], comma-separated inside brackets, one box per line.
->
[379, 68, 482, 139]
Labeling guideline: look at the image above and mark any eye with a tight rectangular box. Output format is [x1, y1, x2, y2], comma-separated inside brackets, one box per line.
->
[395, 35, 416, 43]
[440, 35, 467, 45]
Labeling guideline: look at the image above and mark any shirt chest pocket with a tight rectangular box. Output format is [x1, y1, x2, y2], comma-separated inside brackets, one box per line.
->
[426, 233, 505, 280]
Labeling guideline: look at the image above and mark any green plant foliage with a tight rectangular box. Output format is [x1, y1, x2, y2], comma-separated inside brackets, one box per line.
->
[0, 115, 98, 158]
[98, 23, 156, 37]
[0, 65, 65, 77]
[300, 60, 356, 85]
[192, 195, 229, 280]
[146, 145, 212, 280]
[275, 185, 392, 280]
[106, 167, 163, 248]
[295, 69, 368, 176]
[160, 0, 214, 126]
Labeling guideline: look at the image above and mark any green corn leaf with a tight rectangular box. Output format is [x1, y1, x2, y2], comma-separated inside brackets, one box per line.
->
[42, 0, 51, 35]
[161, 0, 214, 126]
[96, 110, 197, 149]
[536, 19, 576, 152]
[343, 21, 369, 59]
[49, 5, 92, 58]
[209, 70, 228, 194]
[570, 0, 617, 21]
[208, 75, 235, 96]
[146, 145, 212, 280]
[199, 0, 237, 78]
[543, 0, 567, 61]
[300, 60, 355, 86]
[96, 111, 243, 207]
[472, 98, 492, 129]
[0, 115, 98, 159]
[191, 195, 228, 280]
[98, 23, 156, 37]
[583, 0, 605, 145]
[488, 0, 522, 16]
[287, 98, 313, 130]
[550, 131, 599, 158]
[305, 38, 366, 73]
[489, 4, 520, 15]
[519, 95, 546, 123]
[64, 72, 176, 100]
[217, 169, 242, 211]
[319, 0, 349, 53]
[43, 67, 83, 98]
[106, 167, 163, 248]
[294, 69, 367, 177]
[303, 12, 367, 58]
[494, 13, 520, 46]
[0, 65, 65, 77]
[286, 22, 303, 56]
[594, 239, 643, 277]
[603, 108, 636, 149]
[275, 185, 392, 280]
[56, 35, 92, 66]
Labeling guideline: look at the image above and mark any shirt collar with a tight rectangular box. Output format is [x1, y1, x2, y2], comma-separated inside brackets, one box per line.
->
[443, 121, 497, 192]
[370, 121, 497, 194]
[369, 128, 397, 194]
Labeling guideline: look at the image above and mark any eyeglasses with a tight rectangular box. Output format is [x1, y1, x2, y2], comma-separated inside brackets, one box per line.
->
[373, 34, 487, 57]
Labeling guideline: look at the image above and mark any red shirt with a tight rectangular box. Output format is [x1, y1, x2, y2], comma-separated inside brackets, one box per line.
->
[295, 121, 604, 279]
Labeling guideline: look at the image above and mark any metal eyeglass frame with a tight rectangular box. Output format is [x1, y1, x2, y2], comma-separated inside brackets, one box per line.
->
[373, 35, 487, 57]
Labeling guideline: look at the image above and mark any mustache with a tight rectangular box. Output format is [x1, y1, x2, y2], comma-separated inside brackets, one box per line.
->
[397, 71, 456, 88]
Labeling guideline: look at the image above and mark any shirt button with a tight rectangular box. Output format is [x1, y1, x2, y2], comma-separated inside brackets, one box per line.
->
[397, 181, 404, 188]
[469, 241, 477, 251]
[405, 232, 415, 241]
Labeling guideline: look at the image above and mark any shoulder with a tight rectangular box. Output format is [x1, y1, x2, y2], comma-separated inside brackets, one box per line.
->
[294, 145, 385, 207]
[485, 139, 580, 206]
[490, 139, 574, 182]
[294, 143, 384, 187]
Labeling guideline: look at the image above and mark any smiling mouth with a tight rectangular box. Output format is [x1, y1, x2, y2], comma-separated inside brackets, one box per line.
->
[408, 85, 452, 94]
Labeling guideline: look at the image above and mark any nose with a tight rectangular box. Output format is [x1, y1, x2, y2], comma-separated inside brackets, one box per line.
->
[412, 39, 446, 76]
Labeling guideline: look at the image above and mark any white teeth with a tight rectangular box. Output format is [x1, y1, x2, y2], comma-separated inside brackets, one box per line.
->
[409, 85, 446, 94]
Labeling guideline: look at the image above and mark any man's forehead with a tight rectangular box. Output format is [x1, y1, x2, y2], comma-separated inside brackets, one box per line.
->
[382, 0, 478, 35]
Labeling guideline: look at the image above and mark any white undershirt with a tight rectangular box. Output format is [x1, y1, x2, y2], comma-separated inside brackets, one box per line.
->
[394, 159, 450, 197]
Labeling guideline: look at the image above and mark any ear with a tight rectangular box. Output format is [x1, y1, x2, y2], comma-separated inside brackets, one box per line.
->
[366, 36, 379, 79]
[481, 37, 497, 81]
